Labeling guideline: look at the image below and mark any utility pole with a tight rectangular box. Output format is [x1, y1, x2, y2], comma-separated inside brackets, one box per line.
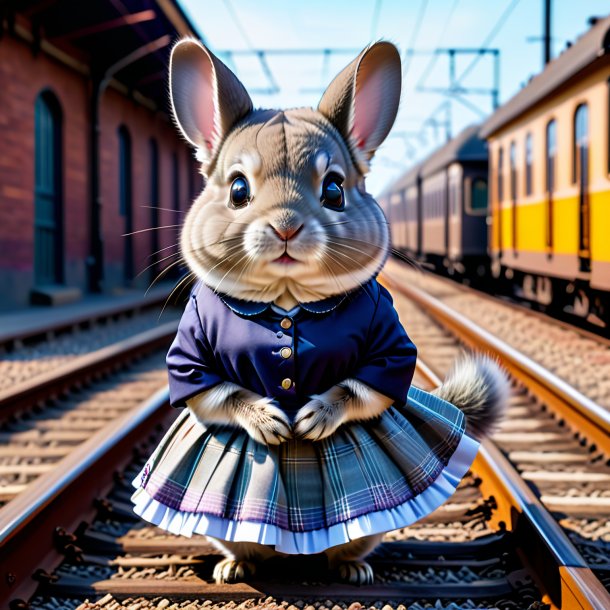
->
[543, 0, 552, 65]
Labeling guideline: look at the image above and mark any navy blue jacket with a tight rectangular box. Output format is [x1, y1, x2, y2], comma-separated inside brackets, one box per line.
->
[166, 279, 417, 415]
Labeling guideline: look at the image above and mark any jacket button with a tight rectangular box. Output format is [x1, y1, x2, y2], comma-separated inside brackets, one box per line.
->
[280, 347, 292, 359]
[281, 378, 292, 390]
[280, 317, 292, 329]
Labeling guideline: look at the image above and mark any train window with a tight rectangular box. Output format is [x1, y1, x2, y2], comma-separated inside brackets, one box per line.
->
[510, 142, 517, 201]
[468, 179, 488, 215]
[118, 126, 133, 282]
[525, 133, 533, 196]
[573, 104, 588, 184]
[546, 120, 557, 192]
[510, 142, 517, 251]
[546, 120, 557, 251]
[497, 147, 504, 203]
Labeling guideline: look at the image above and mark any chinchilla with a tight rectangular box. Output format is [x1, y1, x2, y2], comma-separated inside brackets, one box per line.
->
[166, 38, 508, 585]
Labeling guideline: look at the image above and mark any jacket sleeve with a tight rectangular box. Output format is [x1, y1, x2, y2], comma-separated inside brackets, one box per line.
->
[351, 283, 417, 405]
[166, 292, 224, 408]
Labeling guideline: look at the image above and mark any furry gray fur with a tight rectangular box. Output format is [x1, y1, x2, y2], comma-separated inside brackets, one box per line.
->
[433, 355, 509, 439]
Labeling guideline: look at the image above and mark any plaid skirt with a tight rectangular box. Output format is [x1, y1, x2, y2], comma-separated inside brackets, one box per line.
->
[131, 386, 479, 554]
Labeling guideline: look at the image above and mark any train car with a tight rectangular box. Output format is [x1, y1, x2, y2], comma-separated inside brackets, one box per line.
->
[381, 163, 423, 256]
[383, 126, 488, 278]
[481, 15, 610, 319]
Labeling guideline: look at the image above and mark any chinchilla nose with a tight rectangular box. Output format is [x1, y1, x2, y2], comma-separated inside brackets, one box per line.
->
[269, 223, 304, 241]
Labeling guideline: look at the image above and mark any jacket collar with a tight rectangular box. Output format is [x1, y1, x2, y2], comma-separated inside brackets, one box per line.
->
[219, 292, 347, 317]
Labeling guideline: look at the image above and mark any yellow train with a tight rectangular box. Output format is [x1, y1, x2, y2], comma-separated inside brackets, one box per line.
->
[482, 14, 610, 320]
[382, 15, 610, 323]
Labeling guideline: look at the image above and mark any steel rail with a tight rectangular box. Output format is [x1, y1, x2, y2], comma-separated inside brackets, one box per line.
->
[0, 320, 178, 419]
[0, 387, 173, 607]
[383, 272, 610, 454]
[415, 341, 610, 609]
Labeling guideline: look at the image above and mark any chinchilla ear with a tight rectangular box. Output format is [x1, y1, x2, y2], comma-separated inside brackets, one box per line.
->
[170, 38, 253, 165]
[318, 41, 401, 171]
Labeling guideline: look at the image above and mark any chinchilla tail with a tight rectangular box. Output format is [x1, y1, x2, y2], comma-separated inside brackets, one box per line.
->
[433, 355, 510, 439]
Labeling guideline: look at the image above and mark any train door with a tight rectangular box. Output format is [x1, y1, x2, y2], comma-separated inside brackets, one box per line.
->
[118, 126, 134, 284]
[574, 104, 590, 271]
[34, 91, 64, 286]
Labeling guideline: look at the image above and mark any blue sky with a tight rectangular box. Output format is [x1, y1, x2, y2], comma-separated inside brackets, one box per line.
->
[179, 0, 609, 195]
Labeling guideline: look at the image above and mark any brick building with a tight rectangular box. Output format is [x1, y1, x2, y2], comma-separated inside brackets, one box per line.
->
[0, 0, 203, 309]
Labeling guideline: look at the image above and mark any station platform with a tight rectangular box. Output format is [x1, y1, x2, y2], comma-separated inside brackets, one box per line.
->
[0, 282, 177, 345]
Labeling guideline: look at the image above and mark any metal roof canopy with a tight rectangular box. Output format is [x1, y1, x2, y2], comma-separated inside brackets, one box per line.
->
[9, 0, 203, 114]
[481, 14, 610, 138]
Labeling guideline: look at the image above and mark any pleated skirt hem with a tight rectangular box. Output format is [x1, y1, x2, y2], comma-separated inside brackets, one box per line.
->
[131, 431, 479, 555]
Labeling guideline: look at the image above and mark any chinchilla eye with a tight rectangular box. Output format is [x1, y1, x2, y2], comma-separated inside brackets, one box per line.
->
[321, 172, 344, 211]
[229, 175, 250, 208]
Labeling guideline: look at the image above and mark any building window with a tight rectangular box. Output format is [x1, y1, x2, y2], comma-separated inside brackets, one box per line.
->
[525, 133, 533, 196]
[34, 90, 64, 286]
[149, 139, 159, 280]
[573, 103, 588, 184]
[118, 126, 133, 282]
[172, 152, 180, 213]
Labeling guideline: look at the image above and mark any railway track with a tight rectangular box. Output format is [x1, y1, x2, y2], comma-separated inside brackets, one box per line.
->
[2, 272, 609, 608]
[382, 267, 610, 606]
[0, 313, 179, 509]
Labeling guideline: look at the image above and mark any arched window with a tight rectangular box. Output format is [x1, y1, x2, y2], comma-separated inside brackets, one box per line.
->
[546, 120, 557, 251]
[149, 139, 159, 281]
[118, 126, 133, 283]
[34, 90, 64, 285]
[525, 133, 533, 196]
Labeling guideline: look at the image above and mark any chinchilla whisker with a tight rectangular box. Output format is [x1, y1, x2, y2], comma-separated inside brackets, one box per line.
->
[148, 243, 181, 258]
[136, 251, 183, 280]
[200, 247, 245, 290]
[145, 258, 185, 296]
[214, 251, 253, 295]
[159, 271, 197, 320]
[320, 218, 389, 228]
[324, 248, 366, 294]
[318, 255, 348, 297]
[390, 248, 423, 271]
[140, 205, 186, 214]
[325, 239, 381, 263]
[122, 224, 183, 237]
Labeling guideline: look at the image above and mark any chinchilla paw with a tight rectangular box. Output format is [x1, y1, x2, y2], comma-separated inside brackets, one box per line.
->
[294, 398, 345, 441]
[239, 398, 292, 445]
[337, 559, 375, 585]
[213, 558, 256, 583]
